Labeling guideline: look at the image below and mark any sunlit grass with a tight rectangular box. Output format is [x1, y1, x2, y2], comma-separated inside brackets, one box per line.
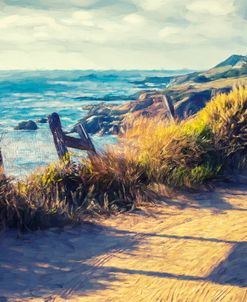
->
[1, 86, 247, 230]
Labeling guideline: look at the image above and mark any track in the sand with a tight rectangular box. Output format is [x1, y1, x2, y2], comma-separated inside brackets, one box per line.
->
[0, 184, 246, 302]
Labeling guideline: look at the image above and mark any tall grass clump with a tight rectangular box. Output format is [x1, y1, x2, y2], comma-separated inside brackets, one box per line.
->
[0, 175, 38, 230]
[123, 85, 247, 185]
[197, 85, 247, 171]
[123, 116, 217, 186]
[0, 174, 76, 231]
[0, 175, 20, 230]
[19, 149, 146, 218]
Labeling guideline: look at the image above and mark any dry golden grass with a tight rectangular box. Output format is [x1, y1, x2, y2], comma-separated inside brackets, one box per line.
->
[123, 85, 247, 182]
[1, 86, 247, 230]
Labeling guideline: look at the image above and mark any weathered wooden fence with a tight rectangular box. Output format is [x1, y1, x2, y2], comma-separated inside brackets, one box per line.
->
[48, 112, 96, 160]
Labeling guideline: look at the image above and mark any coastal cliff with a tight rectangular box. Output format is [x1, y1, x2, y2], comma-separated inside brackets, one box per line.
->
[77, 55, 247, 136]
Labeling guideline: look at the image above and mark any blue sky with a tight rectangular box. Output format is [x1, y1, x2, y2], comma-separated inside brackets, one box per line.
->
[0, 0, 246, 70]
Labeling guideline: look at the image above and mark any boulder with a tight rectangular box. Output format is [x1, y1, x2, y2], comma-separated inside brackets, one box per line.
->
[14, 120, 39, 131]
[79, 114, 115, 134]
[83, 115, 105, 133]
[96, 107, 112, 116]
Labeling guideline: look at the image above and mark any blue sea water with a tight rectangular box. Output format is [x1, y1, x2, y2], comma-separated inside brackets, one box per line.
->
[0, 69, 189, 177]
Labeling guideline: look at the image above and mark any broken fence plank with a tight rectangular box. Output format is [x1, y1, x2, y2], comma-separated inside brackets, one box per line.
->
[64, 135, 92, 152]
[75, 122, 97, 154]
[48, 112, 96, 160]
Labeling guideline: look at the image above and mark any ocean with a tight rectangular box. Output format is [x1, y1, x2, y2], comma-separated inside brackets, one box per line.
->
[0, 69, 189, 177]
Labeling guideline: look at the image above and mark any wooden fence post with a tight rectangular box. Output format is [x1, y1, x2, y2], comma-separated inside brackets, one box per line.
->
[48, 112, 69, 159]
[162, 95, 176, 121]
[0, 148, 4, 176]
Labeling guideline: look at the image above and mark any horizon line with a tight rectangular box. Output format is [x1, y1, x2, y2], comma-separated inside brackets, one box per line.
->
[0, 68, 198, 72]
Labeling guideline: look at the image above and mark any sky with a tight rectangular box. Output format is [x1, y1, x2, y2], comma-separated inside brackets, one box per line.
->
[0, 0, 246, 70]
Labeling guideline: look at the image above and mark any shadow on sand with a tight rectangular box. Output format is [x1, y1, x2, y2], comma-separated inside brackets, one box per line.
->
[0, 224, 246, 301]
[156, 183, 247, 212]
[0, 223, 139, 300]
[0, 184, 246, 300]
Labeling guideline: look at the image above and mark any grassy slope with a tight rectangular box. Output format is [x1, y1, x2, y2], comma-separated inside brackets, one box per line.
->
[1, 86, 246, 230]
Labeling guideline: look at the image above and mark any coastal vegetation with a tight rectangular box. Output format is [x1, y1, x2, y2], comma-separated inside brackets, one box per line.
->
[0, 86, 247, 231]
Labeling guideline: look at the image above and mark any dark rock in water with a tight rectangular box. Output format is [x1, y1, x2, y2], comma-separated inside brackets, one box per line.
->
[74, 102, 125, 135]
[36, 117, 48, 123]
[84, 116, 102, 133]
[82, 103, 113, 117]
[83, 115, 114, 133]
[81, 104, 97, 111]
[95, 107, 112, 116]
[14, 120, 39, 131]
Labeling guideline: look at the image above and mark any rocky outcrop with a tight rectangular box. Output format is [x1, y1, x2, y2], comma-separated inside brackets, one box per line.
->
[73, 82, 236, 136]
[74, 103, 125, 135]
[14, 120, 39, 131]
[83, 115, 113, 133]
[74, 92, 175, 135]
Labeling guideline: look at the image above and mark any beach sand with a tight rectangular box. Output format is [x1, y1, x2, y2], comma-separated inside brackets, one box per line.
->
[0, 183, 246, 302]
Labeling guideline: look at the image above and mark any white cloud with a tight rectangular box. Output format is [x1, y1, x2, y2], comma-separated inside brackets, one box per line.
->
[123, 13, 145, 25]
[187, 0, 235, 16]
[132, 0, 166, 11]
[65, 10, 95, 26]
[159, 26, 180, 38]
[0, 0, 246, 69]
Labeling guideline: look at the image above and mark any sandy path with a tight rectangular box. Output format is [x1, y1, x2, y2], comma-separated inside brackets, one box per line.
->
[0, 183, 246, 302]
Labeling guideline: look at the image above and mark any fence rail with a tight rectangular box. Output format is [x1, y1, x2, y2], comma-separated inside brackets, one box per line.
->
[48, 112, 96, 160]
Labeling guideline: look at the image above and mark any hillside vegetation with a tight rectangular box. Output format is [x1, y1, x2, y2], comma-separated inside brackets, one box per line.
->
[174, 54, 247, 85]
[79, 62, 247, 136]
[0, 86, 247, 230]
